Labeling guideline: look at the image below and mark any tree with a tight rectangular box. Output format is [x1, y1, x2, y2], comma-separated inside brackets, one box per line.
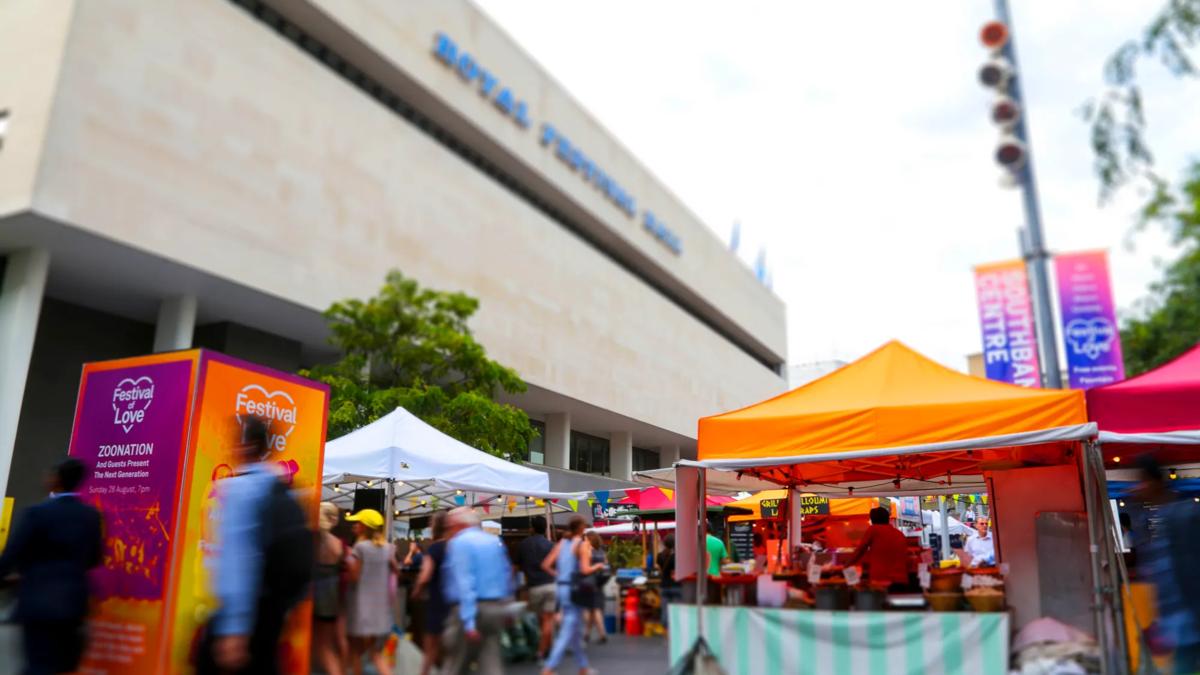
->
[301, 270, 537, 458]
[1120, 161, 1200, 375]
[1082, 2, 1200, 374]
[1083, 0, 1200, 201]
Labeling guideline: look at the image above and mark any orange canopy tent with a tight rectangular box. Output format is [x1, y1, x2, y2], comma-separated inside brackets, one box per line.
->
[691, 341, 1094, 495]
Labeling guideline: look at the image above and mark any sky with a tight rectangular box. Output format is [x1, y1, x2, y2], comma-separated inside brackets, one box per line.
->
[473, 0, 1200, 372]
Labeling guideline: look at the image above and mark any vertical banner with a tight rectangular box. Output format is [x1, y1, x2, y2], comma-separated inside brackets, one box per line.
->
[1054, 250, 1125, 389]
[166, 353, 328, 674]
[973, 260, 1042, 387]
[69, 352, 200, 673]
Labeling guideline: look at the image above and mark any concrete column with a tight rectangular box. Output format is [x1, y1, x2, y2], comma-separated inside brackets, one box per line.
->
[0, 249, 50, 500]
[153, 295, 197, 352]
[544, 412, 570, 469]
[660, 444, 680, 468]
[610, 431, 633, 480]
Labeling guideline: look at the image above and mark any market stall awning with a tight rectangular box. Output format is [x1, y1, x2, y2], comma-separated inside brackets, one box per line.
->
[633, 466, 778, 495]
[618, 486, 734, 510]
[724, 490, 889, 520]
[693, 341, 1093, 490]
[1087, 342, 1200, 458]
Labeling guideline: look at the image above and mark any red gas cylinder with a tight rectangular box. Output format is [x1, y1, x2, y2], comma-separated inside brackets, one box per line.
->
[624, 587, 642, 636]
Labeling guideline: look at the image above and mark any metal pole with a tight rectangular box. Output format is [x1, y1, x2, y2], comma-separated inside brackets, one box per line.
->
[938, 496, 952, 561]
[384, 479, 396, 543]
[1089, 443, 1131, 673]
[696, 467, 707, 638]
[993, 0, 1062, 389]
[1080, 442, 1111, 675]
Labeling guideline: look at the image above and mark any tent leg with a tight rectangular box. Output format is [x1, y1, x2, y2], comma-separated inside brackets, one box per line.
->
[545, 500, 554, 541]
[1081, 442, 1111, 675]
[696, 467, 707, 638]
[1089, 442, 1132, 674]
[385, 479, 396, 543]
[938, 496, 951, 561]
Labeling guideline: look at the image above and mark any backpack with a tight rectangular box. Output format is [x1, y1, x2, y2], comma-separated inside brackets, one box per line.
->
[259, 479, 315, 608]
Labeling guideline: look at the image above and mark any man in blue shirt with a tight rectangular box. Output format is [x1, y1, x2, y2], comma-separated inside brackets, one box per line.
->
[442, 507, 513, 675]
[198, 417, 304, 675]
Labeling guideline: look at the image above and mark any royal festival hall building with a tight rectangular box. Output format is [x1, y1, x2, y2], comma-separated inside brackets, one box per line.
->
[0, 0, 787, 512]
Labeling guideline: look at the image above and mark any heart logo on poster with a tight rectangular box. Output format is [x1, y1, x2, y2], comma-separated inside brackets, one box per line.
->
[1065, 317, 1116, 360]
[112, 376, 155, 433]
[235, 384, 297, 453]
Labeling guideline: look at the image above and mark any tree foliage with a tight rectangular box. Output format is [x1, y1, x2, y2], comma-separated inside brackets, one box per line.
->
[302, 270, 537, 458]
[1120, 161, 1200, 375]
[1082, 0, 1200, 200]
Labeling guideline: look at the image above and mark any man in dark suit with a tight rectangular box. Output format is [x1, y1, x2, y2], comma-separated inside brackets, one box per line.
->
[0, 458, 103, 675]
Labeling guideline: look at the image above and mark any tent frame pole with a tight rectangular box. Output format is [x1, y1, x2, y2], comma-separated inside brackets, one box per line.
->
[1081, 441, 1111, 675]
[385, 479, 396, 543]
[696, 467, 707, 638]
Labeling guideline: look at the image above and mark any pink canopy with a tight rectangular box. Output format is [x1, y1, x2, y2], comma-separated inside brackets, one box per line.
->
[1087, 343, 1200, 463]
[618, 486, 733, 510]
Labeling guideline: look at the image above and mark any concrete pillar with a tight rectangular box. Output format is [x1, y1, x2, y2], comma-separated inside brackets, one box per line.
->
[153, 295, 197, 352]
[0, 249, 50, 500]
[544, 412, 570, 469]
[610, 431, 633, 480]
[660, 444, 680, 468]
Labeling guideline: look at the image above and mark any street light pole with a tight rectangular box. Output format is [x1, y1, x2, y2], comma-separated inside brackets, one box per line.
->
[991, 0, 1063, 389]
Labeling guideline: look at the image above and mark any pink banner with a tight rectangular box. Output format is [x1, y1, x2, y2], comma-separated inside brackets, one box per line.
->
[1054, 250, 1125, 389]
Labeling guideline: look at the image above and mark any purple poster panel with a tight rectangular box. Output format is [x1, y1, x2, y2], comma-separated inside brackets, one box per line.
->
[973, 260, 1042, 387]
[1055, 250, 1125, 389]
[68, 355, 196, 601]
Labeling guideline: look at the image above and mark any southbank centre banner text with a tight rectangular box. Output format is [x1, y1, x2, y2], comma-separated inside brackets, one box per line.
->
[1054, 250, 1125, 389]
[973, 260, 1041, 387]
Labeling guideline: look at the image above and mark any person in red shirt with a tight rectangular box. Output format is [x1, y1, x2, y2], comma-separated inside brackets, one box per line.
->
[843, 507, 911, 591]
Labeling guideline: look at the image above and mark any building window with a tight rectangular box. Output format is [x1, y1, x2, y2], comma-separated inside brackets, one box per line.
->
[632, 447, 659, 473]
[527, 419, 546, 465]
[570, 431, 610, 476]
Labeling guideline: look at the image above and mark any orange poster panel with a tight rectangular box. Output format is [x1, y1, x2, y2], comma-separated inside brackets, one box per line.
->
[164, 353, 328, 674]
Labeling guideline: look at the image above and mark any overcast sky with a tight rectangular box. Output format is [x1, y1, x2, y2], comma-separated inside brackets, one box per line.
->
[474, 0, 1200, 371]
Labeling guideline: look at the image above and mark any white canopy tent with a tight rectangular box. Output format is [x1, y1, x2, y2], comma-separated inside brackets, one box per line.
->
[322, 407, 585, 520]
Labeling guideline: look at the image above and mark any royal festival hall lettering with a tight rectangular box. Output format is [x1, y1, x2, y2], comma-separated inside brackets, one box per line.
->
[432, 32, 683, 256]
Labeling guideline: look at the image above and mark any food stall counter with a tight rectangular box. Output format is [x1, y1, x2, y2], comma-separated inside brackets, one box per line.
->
[668, 604, 1008, 675]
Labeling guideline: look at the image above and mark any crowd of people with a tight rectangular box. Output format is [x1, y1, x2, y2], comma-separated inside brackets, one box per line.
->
[304, 508, 611, 675]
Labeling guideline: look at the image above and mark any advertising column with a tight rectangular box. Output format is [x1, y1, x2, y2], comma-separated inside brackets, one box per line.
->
[165, 352, 328, 674]
[68, 352, 200, 673]
[1054, 250, 1126, 389]
[973, 260, 1042, 387]
[67, 350, 328, 674]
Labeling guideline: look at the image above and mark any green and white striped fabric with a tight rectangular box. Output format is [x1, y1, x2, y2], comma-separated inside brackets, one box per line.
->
[668, 604, 1009, 675]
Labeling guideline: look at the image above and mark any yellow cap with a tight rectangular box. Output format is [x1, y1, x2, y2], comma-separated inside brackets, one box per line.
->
[346, 508, 384, 529]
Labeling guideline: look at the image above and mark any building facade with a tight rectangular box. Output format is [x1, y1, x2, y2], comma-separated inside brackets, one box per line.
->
[0, 0, 787, 511]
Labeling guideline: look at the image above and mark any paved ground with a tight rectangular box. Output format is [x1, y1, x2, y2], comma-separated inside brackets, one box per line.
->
[508, 634, 670, 675]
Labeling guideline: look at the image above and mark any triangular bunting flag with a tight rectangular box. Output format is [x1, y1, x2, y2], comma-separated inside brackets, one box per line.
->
[568, 499, 579, 512]
[454, 495, 466, 506]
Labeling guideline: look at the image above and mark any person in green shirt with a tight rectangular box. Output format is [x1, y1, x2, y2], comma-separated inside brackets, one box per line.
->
[705, 532, 729, 576]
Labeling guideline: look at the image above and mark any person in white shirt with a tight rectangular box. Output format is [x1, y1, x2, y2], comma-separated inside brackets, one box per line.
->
[963, 518, 995, 567]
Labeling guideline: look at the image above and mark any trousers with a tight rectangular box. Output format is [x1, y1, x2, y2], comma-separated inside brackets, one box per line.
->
[441, 600, 508, 675]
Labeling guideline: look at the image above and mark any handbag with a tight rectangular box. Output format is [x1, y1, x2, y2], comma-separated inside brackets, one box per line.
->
[568, 541, 597, 606]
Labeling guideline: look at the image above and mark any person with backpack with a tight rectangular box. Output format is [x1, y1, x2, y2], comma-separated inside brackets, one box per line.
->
[344, 508, 399, 675]
[539, 516, 602, 675]
[198, 416, 313, 675]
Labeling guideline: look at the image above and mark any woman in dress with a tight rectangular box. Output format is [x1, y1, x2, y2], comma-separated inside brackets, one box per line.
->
[313, 502, 348, 675]
[344, 509, 398, 675]
[540, 516, 602, 675]
[582, 532, 609, 644]
[411, 511, 449, 675]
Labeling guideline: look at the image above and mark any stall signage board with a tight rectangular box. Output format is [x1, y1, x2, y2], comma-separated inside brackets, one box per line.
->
[729, 521, 754, 562]
[67, 350, 329, 674]
[798, 495, 830, 516]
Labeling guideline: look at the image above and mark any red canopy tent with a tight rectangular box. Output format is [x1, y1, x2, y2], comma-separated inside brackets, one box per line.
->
[619, 486, 733, 510]
[1086, 342, 1200, 466]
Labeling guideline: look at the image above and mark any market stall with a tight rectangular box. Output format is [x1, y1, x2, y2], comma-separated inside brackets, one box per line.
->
[672, 341, 1105, 675]
[1087, 342, 1200, 671]
[322, 407, 584, 531]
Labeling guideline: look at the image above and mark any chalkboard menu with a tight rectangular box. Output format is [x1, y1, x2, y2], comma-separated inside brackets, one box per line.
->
[729, 521, 755, 562]
[798, 495, 830, 516]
